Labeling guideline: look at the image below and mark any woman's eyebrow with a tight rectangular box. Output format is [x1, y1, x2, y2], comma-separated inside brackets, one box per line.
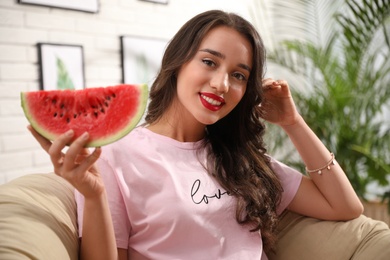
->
[200, 48, 225, 59]
[199, 48, 251, 73]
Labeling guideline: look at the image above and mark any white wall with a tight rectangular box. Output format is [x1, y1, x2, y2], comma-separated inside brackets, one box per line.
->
[0, 0, 257, 183]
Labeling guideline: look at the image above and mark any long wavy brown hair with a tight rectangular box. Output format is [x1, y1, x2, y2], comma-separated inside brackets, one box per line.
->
[145, 10, 283, 253]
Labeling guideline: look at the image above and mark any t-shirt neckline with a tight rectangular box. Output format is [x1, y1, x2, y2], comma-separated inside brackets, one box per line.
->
[140, 127, 205, 150]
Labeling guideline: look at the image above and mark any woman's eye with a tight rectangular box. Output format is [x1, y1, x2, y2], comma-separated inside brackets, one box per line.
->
[202, 59, 215, 67]
[233, 72, 247, 81]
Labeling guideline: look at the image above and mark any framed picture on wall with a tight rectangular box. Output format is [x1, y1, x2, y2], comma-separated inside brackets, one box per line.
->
[139, 0, 168, 4]
[18, 0, 99, 13]
[120, 36, 168, 87]
[38, 43, 85, 91]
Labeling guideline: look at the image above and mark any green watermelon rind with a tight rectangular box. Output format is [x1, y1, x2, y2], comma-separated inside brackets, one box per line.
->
[21, 92, 59, 145]
[21, 84, 149, 147]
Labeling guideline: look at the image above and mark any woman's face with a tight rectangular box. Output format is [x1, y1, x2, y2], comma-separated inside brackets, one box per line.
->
[174, 25, 253, 126]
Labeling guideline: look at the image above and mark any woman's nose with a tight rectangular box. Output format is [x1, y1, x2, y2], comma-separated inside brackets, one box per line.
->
[210, 71, 229, 94]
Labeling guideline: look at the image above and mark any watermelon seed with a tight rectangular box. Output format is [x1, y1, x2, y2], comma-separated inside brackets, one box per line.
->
[106, 96, 111, 101]
[94, 112, 98, 118]
[73, 114, 77, 119]
[112, 93, 116, 98]
[53, 112, 57, 117]
[100, 108, 105, 113]
[66, 118, 70, 123]
[60, 104, 65, 109]
[60, 113, 64, 118]
[52, 99, 57, 105]
[104, 102, 109, 107]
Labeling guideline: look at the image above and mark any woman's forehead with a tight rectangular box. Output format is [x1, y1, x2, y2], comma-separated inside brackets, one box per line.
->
[198, 26, 253, 68]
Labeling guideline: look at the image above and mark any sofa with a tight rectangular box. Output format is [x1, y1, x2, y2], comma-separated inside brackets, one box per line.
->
[0, 173, 389, 260]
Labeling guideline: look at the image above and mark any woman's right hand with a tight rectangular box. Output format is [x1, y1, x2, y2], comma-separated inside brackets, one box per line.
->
[28, 125, 104, 199]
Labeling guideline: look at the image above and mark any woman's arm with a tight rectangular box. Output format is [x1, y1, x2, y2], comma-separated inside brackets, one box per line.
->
[80, 193, 119, 260]
[261, 79, 363, 220]
[282, 116, 363, 220]
[28, 126, 121, 259]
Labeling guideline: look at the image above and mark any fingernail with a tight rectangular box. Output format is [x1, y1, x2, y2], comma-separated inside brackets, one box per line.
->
[65, 130, 74, 137]
[81, 132, 89, 140]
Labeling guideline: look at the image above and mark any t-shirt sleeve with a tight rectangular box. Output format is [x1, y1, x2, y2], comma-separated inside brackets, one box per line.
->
[75, 155, 131, 249]
[269, 157, 303, 215]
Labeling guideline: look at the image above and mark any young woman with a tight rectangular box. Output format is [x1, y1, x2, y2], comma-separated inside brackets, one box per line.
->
[29, 10, 363, 260]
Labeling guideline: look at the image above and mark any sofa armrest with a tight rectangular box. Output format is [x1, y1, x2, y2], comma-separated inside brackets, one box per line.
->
[0, 173, 79, 260]
[270, 210, 390, 260]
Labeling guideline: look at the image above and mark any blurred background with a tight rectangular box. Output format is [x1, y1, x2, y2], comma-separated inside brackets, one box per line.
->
[0, 0, 389, 222]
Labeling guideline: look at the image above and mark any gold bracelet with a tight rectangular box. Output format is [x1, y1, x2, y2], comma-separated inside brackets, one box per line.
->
[305, 153, 336, 175]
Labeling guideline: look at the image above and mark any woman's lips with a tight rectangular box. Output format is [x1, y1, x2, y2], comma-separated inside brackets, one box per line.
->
[199, 93, 225, 111]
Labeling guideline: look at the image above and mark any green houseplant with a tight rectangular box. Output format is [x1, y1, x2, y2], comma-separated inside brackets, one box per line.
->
[252, 0, 390, 204]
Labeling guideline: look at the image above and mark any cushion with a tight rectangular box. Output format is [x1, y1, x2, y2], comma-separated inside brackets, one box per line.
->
[269, 210, 390, 260]
[0, 173, 78, 260]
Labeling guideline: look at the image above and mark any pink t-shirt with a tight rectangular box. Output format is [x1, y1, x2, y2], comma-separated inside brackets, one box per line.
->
[76, 127, 302, 259]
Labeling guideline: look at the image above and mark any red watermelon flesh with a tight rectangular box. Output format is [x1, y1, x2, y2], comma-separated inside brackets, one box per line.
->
[21, 84, 148, 147]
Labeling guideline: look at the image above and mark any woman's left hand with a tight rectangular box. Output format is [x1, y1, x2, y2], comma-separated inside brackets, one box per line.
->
[259, 78, 301, 127]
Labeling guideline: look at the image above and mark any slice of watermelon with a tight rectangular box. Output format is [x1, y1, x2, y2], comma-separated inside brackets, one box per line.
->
[21, 84, 148, 147]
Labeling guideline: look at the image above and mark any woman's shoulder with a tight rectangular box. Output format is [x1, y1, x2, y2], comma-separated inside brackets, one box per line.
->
[99, 126, 147, 159]
[268, 156, 302, 178]
[107, 125, 147, 146]
[267, 156, 303, 214]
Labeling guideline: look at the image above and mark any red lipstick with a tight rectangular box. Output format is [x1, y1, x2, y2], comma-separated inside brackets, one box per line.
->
[199, 92, 225, 111]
